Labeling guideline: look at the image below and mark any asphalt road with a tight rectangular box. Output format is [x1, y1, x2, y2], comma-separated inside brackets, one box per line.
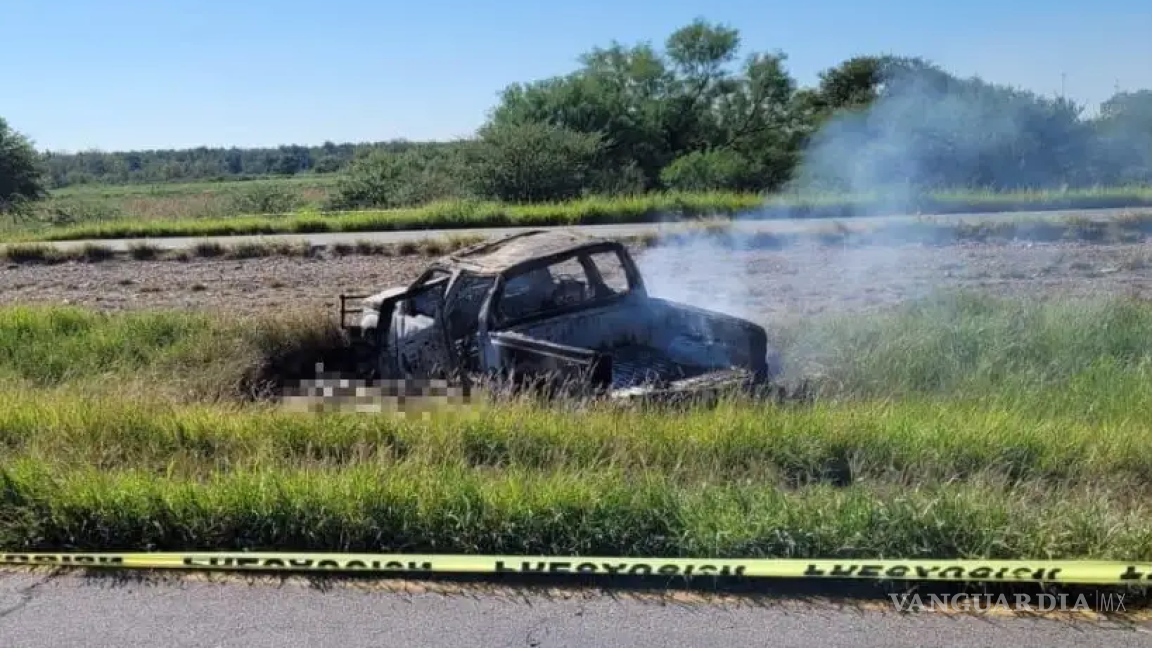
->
[2, 571, 1150, 648]
[23, 206, 1142, 251]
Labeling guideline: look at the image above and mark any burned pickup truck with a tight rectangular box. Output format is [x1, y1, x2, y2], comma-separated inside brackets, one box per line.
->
[339, 229, 784, 400]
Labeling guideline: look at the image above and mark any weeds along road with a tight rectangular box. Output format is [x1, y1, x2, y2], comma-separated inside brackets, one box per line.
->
[2, 572, 1150, 648]
[24, 206, 1142, 251]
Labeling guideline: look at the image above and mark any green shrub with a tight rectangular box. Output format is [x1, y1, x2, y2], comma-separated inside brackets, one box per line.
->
[329, 145, 476, 210]
[227, 183, 303, 215]
[660, 149, 765, 192]
[471, 122, 607, 202]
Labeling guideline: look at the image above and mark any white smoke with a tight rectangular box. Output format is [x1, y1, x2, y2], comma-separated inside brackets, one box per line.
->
[635, 62, 1074, 328]
[637, 230, 759, 321]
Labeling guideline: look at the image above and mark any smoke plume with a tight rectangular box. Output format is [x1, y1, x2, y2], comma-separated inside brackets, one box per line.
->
[634, 61, 1114, 371]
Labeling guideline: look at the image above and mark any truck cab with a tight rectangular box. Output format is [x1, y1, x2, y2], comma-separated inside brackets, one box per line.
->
[340, 230, 781, 398]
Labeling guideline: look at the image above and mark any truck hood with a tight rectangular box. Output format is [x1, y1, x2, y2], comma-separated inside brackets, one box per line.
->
[361, 286, 409, 310]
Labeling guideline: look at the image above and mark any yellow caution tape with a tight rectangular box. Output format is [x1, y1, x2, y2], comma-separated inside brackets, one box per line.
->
[2, 552, 1151, 584]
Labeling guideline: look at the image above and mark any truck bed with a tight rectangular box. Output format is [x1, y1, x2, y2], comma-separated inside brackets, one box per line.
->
[606, 343, 712, 389]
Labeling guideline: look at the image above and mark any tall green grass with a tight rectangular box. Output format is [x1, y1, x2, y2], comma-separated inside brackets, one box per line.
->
[1, 293, 1151, 558]
[0, 305, 345, 401]
[787, 292, 1152, 415]
[23, 192, 759, 241]
[1, 388, 1149, 487]
[5, 292, 1152, 409]
[11, 185, 1152, 242]
[5, 212, 1152, 267]
[3, 461, 1148, 558]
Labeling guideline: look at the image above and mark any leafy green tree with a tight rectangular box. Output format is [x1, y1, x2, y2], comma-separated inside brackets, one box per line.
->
[470, 121, 606, 202]
[710, 52, 805, 189]
[0, 117, 47, 213]
[793, 57, 1098, 192]
[1087, 90, 1152, 183]
[313, 155, 343, 173]
[37, 140, 439, 188]
[486, 19, 802, 194]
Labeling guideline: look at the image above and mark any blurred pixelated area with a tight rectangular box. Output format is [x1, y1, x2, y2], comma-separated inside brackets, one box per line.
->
[280, 364, 475, 416]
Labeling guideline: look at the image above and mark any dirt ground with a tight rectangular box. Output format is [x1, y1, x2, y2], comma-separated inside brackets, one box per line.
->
[2, 239, 1151, 326]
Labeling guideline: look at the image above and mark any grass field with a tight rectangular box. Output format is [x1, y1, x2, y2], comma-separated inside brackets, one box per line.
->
[38, 176, 338, 225]
[5, 209, 1152, 266]
[7, 180, 1152, 242]
[2, 294, 1151, 560]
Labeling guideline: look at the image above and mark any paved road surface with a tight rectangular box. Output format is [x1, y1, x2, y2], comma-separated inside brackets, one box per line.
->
[2, 571, 1150, 647]
[21, 206, 1141, 251]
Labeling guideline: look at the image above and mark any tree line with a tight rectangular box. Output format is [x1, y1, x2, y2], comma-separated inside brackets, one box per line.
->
[3, 18, 1152, 212]
[37, 140, 456, 188]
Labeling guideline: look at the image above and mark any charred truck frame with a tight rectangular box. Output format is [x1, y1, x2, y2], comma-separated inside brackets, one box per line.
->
[339, 230, 783, 400]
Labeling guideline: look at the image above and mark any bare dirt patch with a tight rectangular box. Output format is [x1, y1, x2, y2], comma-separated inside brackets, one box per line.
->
[0, 254, 433, 317]
[2, 241, 1151, 326]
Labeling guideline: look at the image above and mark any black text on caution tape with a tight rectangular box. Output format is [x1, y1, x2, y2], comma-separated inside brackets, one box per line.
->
[180, 556, 433, 571]
[1120, 566, 1152, 581]
[802, 563, 1064, 581]
[494, 561, 746, 577]
[1, 553, 124, 566]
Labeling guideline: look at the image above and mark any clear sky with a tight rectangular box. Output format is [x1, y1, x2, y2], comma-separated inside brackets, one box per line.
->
[4, 0, 1150, 152]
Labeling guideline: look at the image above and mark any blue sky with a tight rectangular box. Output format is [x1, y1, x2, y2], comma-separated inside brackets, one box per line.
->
[5, 0, 1150, 152]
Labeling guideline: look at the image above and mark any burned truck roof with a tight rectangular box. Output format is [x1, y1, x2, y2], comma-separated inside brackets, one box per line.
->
[436, 229, 626, 276]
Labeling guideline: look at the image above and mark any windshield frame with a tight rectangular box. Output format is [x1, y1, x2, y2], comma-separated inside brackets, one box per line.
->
[484, 244, 644, 330]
